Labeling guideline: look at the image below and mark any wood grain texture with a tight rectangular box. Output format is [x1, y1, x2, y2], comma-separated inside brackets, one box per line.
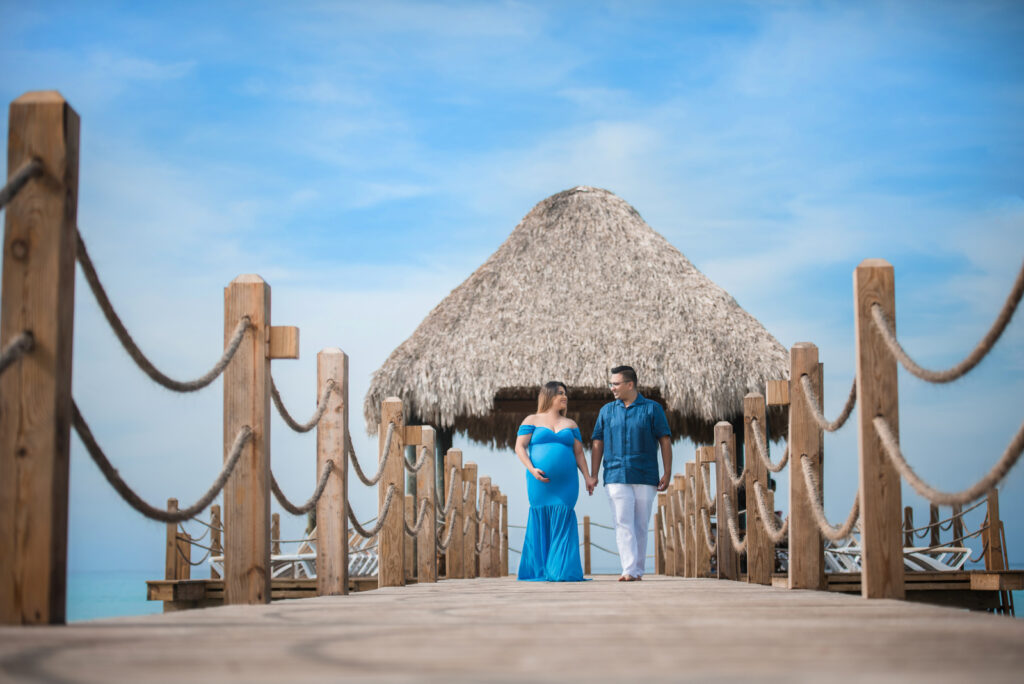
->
[854, 260, 904, 599]
[477, 477, 492, 578]
[654, 506, 664, 575]
[210, 506, 222, 580]
[377, 398, 405, 587]
[788, 343, 825, 590]
[0, 92, 79, 625]
[461, 463, 478, 579]
[714, 422, 739, 581]
[443, 449, 463, 578]
[404, 495, 415, 581]
[267, 326, 299, 359]
[744, 395, 771, 585]
[415, 426, 436, 583]
[500, 494, 509, 576]
[316, 348, 348, 595]
[583, 515, 591, 575]
[222, 275, 271, 605]
[489, 488, 501, 576]
[765, 380, 790, 406]
[684, 465, 697, 579]
[672, 474, 686, 577]
[696, 446, 714, 578]
[165, 499, 179, 581]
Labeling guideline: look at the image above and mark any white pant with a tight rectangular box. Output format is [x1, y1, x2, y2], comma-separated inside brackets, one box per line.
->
[606, 483, 657, 578]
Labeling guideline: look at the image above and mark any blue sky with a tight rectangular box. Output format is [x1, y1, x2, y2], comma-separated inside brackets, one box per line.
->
[1, 0, 1022, 584]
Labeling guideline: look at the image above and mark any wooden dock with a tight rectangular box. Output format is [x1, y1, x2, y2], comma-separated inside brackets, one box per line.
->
[3, 575, 1024, 683]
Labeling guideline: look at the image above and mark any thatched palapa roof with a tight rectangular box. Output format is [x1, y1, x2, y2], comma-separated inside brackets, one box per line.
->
[365, 186, 788, 448]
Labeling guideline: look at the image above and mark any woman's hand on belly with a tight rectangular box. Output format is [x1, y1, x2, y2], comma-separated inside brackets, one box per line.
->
[529, 467, 550, 483]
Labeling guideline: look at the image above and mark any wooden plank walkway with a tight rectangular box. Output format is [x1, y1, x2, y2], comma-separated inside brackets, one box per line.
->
[2, 575, 1023, 683]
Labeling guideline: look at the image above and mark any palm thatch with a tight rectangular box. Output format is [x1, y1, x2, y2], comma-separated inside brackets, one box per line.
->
[365, 186, 788, 449]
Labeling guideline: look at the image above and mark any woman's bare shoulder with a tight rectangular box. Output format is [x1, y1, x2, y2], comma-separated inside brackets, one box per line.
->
[521, 414, 538, 426]
[560, 417, 579, 429]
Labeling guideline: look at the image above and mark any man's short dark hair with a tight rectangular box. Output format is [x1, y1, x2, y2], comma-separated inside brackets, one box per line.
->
[610, 365, 637, 385]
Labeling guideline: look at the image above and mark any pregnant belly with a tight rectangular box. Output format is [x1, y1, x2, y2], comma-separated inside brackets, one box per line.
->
[527, 443, 578, 507]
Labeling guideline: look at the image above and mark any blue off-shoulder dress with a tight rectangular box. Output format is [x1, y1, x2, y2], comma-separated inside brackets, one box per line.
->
[516, 425, 587, 582]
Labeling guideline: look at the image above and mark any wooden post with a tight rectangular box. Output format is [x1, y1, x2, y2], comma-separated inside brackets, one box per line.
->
[316, 348, 347, 595]
[903, 507, 914, 548]
[715, 421, 740, 581]
[854, 259, 904, 599]
[583, 515, 591, 575]
[223, 275, 271, 605]
[659, 493, 675, 573]
[696, 447, 715, 578]
[672, 475, 686, 576]
[165, 499, 179, 581]
[788, 343, 825, 590]
[416, 427, 437, 583]
[500, 494, 509, 576]
[271, 513, 281, 555]
[983, 490, 1004, 571]
[684, 463, 696, 577]
[654, 505, 664, 575]
[951, 503, 964, 543]
[0, 91, 80, 625]
[462, 463, 478, 579]
[743, 395, 772, 585]
[210, 505, 222, 580]
[176, 533, 191, 580]
[478, 477, 492, 577]
[490, 487, 501, 577]
[928, 504, 940, 548]
[443, 449, 463, 578]
[378, 398, 405, 587]
[404, 494, 415, 581]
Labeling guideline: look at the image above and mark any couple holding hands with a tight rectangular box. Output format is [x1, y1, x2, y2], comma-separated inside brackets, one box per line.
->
[514, 366, 673, 582]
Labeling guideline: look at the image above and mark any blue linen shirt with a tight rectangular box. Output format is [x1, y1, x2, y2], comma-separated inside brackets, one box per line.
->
[591, 393, 671, 486]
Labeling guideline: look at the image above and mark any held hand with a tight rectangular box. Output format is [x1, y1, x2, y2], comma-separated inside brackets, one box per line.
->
[585, 476, 597, 495]
[657, 473, 671, 492]
[531, 468, 550, 483]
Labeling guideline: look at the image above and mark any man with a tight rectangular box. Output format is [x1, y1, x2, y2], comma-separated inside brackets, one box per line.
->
[588, 365, 672, 581]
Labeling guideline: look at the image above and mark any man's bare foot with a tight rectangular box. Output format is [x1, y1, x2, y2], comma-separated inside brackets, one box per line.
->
[618, 575, 629, 582]
[624, 575, 639, 582]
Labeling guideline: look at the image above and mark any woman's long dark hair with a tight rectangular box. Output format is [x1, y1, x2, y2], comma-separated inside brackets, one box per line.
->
[536, 381, 568, 415]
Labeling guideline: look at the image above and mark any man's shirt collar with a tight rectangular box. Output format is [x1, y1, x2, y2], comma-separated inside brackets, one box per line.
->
[614, 392, 647, 408]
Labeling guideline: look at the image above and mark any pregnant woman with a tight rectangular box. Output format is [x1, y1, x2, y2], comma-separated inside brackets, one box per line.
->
[515, 381, 597, 581]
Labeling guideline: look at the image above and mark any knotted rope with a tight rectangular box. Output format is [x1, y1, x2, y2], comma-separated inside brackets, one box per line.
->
[270, 378, 335, 433]
[0, 157, 43, 210]
[270, 461, 334, 515]
[720, 440, 746, 487]
[436, 507, 457, 551]
[73, 400, 252, 523]
[404, 498, 430, 536]
[799, 376, 857, 433]
[874, 415, 1024, 506]
[748, 417, 790, 473]
[347, 483, 398, 538]
[721, 492, 747, 554]
[77, 229, 251, 392]
[0, 331, 33, 376]
[346, 424, 395, 487]
[869, 258, 1023, 384]
[751, 481, 789, 543]
[798, 454, 860, 541]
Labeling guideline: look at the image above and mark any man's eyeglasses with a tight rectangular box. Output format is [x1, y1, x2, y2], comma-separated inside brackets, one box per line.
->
[608, 381, 625, 389]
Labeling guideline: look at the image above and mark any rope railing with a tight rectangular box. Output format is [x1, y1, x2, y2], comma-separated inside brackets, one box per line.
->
[903, 499, 986, 535]
[347, 483, 398, 538]
[870, 258, 1024, 384]
[874, 415, 1024, 506]
[699, 508, 717, 554]
[404, 498, 430, 537]
[403, 444, 430, 474]
[270, 378, 336, 433]
[748, 417, 790, 473]
[798, 454, 860, 541]
[72, 399, 252, 523]
[176, 544, 212, 567]
[270, 461, 334, 516]
[346, 424, 395, 487]
[720, 440, 746, 487]
[906, 525, 989, 555]
[76, 228, 252, 392]
[799, 376, 856, 433]
[178, 522, 211, 544]
[435, 507, 457, 552]
[435, 466, 460, 516]
[699, 464, 715, 509]
[721, 492, 747, 554]
[751, 481, 789, 544]
[0, 156, 43, 210]
[0, 331, 33, 376]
